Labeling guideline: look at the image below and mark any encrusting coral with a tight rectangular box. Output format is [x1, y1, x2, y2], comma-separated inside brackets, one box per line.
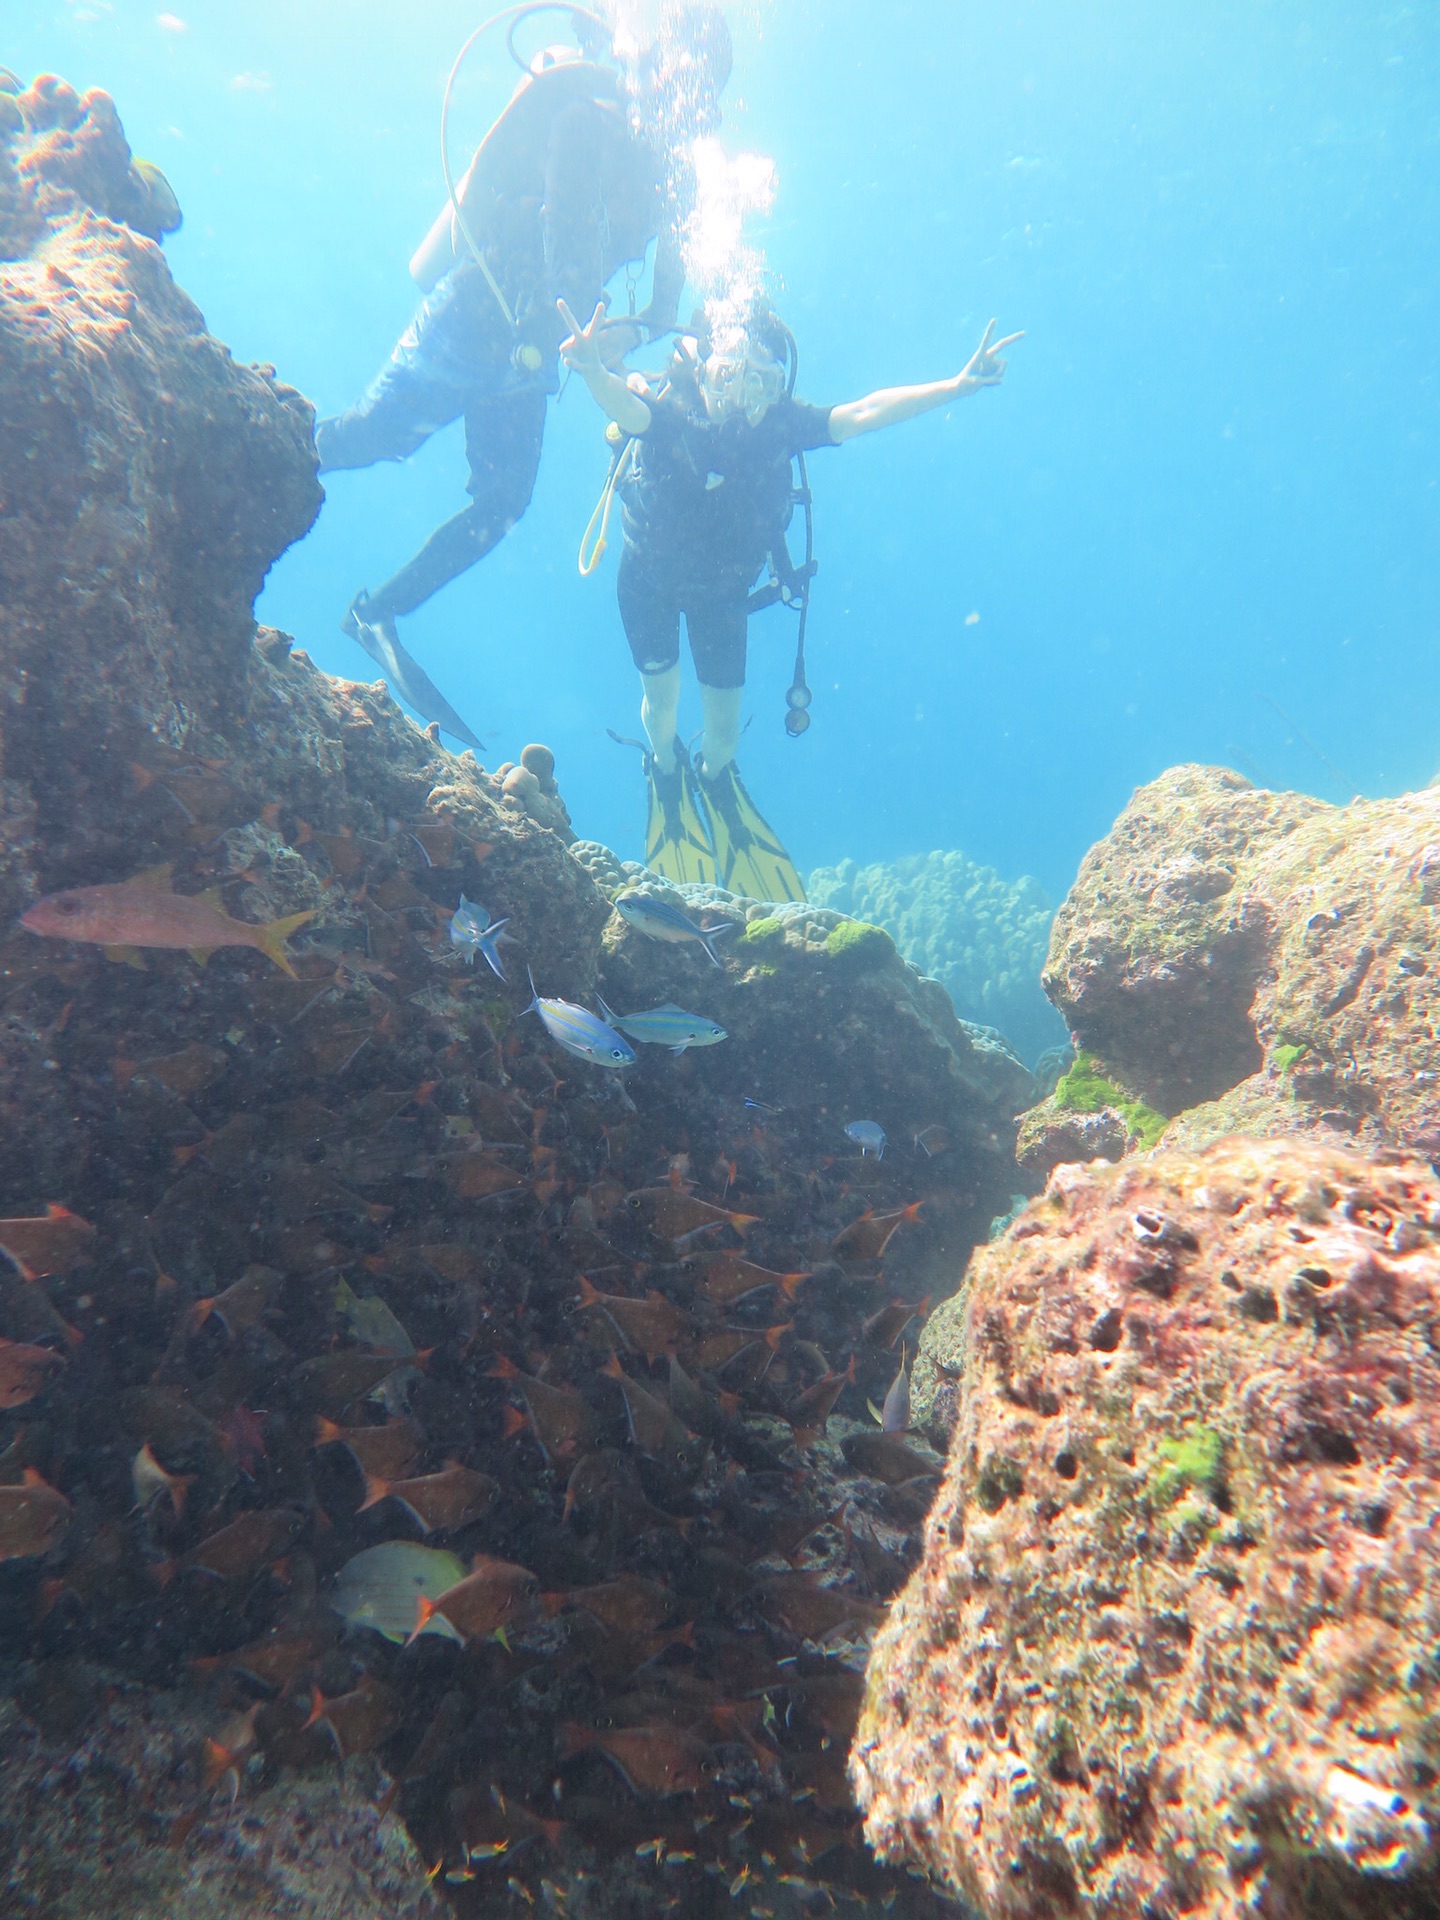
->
[853, 1136, 1440, 1920]
[808, 849, 1067, 1066]
[1018, 765, 1440, 1173]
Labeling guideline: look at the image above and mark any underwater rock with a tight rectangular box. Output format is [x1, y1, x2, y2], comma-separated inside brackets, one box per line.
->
[808, 848, 1067, 1066]
[855, 1137, 1440, 1919]
[595, 884, 1037, 1296]
[0, 76, 1035, 1920]
[1020, 766, 1440, 1170]
[0, 73, 322, 920]
[0, 1690, 445, 1918]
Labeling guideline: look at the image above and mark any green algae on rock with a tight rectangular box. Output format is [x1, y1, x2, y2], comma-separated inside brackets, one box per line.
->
[823, 918, 894, 965]
[854, 1137, 1440, 1919]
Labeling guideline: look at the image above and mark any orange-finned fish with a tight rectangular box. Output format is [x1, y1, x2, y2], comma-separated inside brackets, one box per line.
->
[164, 1505, 307, 1585]
[624, 1187, 757, 1243]
[540, 1572, 675, 1636]
[691, 1254, 809, 1309]
[786, 1357, 855, 1445]
[0, 1469, 71, 1561]
[22, 867, 315, 976]
[313, 1414, 423, 1480]
[410, 1554, 537, 1643]
[0, 1337, 66, 1409]
[0, 1204, 96, 1280]
[753, 1572, 887, 1642]
[201, 1701, 262, 1796]
[189, 1624, 334, 1695]
[601, 1354, 696, 1462]
[557, 1722, 712, 1796]
[359, 1461, 497, 1533]
[576, 1276, 693, 1360]
[831, 1200, 924, 1263]
[490, 1354, 591, 1463]
[861, 1297, 924, 1349]
[302, 1673, 402, 1759]
[130, 1441, 195, 1520]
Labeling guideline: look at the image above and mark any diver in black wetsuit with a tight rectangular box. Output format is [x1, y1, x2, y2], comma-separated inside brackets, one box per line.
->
[316, 5, 732, 747]
[559, 296, 1023, 900]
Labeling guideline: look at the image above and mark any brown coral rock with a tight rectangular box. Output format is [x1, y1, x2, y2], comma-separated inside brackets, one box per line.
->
[852, 1137, 1440, 1920]
[1026, 769, 1440, 1169]
[0, 73, 321, 907]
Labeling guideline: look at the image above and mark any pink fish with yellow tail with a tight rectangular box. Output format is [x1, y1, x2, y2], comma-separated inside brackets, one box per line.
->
[22, 865, 314, 977]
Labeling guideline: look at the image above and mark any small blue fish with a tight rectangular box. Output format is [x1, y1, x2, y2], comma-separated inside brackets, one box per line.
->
[526, 970, 636, 1069]
[596, 997, 727, 1054]
[844, 1120, 887, 1160]
[449, 896, 514, 981]
[613, 891, 735, 968]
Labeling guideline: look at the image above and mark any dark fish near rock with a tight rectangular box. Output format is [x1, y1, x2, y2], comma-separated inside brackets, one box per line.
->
[0, 1470, 71, 1562]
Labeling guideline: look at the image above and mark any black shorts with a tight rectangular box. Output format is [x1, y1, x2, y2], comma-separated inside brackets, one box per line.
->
[616, 547, 752, 690]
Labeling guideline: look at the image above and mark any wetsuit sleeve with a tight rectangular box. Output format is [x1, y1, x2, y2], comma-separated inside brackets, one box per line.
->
[787, 401, 836, 453]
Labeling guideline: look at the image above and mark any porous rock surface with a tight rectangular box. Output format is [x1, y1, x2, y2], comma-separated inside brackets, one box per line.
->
[853, 1137, 1440, 1920]
[1018, 766, 1440, 1173]
[0, 1691, 446, 1919]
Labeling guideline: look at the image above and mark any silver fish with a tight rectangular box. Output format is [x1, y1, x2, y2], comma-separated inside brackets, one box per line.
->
[449, 895, 513, 980]
[596, 996, 727, 1054]
[526, 971, 636, 1068]
[881, 1345, 910, 1433]
[613, 891, 735, 968]
[844, 1120, 887, 1159]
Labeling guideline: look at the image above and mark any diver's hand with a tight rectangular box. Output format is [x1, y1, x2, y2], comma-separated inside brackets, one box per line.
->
[558, 297, 609, 376]
[954, 319, 1024, 393]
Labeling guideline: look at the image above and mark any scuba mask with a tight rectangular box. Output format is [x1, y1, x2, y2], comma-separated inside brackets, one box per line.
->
[700, 344, 785, 426]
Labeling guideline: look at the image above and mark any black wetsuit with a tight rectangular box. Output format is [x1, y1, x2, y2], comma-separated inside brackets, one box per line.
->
[318, 64, 685, 621]
[617, 386, 833, 688]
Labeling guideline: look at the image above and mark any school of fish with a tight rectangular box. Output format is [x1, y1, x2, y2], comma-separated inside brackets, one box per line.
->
[0, 749, 965, 1913]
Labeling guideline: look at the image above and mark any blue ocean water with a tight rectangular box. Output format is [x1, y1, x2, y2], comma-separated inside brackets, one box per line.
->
[10, 0, 1438, 901]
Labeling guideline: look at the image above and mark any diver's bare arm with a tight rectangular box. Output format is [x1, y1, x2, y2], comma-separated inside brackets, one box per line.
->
[827, 319, 1023, 443]
[558, 298, 653, 435]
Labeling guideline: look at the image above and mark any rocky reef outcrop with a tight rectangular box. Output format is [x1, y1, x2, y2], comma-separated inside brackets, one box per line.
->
[0, 1692, 445, 1919]
[0, 73, 1032, 1920]
[809, 848, 1067, 1067]
[1016, 766, 1440, 1174]
[854, 1137, 1440, 1920]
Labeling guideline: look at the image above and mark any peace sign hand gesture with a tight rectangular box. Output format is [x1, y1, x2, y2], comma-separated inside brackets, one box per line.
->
[558, 297, 609, 376]
[954, 318, 1025, 393]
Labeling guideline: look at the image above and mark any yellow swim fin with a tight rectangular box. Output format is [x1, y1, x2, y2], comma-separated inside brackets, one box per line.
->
[644, 751, 717, 887]
[696, 763, 805, 904]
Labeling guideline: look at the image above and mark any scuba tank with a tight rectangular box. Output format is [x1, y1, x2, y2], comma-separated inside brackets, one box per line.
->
[413, 3, 618, 330]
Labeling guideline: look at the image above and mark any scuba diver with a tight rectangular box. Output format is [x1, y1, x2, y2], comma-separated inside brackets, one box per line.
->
[558, 296, 1023, 902]
[315, 3, 733, 749]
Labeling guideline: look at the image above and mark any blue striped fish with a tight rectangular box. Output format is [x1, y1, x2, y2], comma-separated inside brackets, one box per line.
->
[596, 997, 728, 1054]
[526, 971, 636, 1068]
[613, 891, 735, 968]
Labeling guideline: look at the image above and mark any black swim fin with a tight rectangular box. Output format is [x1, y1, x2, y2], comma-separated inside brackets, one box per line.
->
[696, 761, 806, 903]
[342, 594, 486, 753]
[645, 739, 719, 885]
